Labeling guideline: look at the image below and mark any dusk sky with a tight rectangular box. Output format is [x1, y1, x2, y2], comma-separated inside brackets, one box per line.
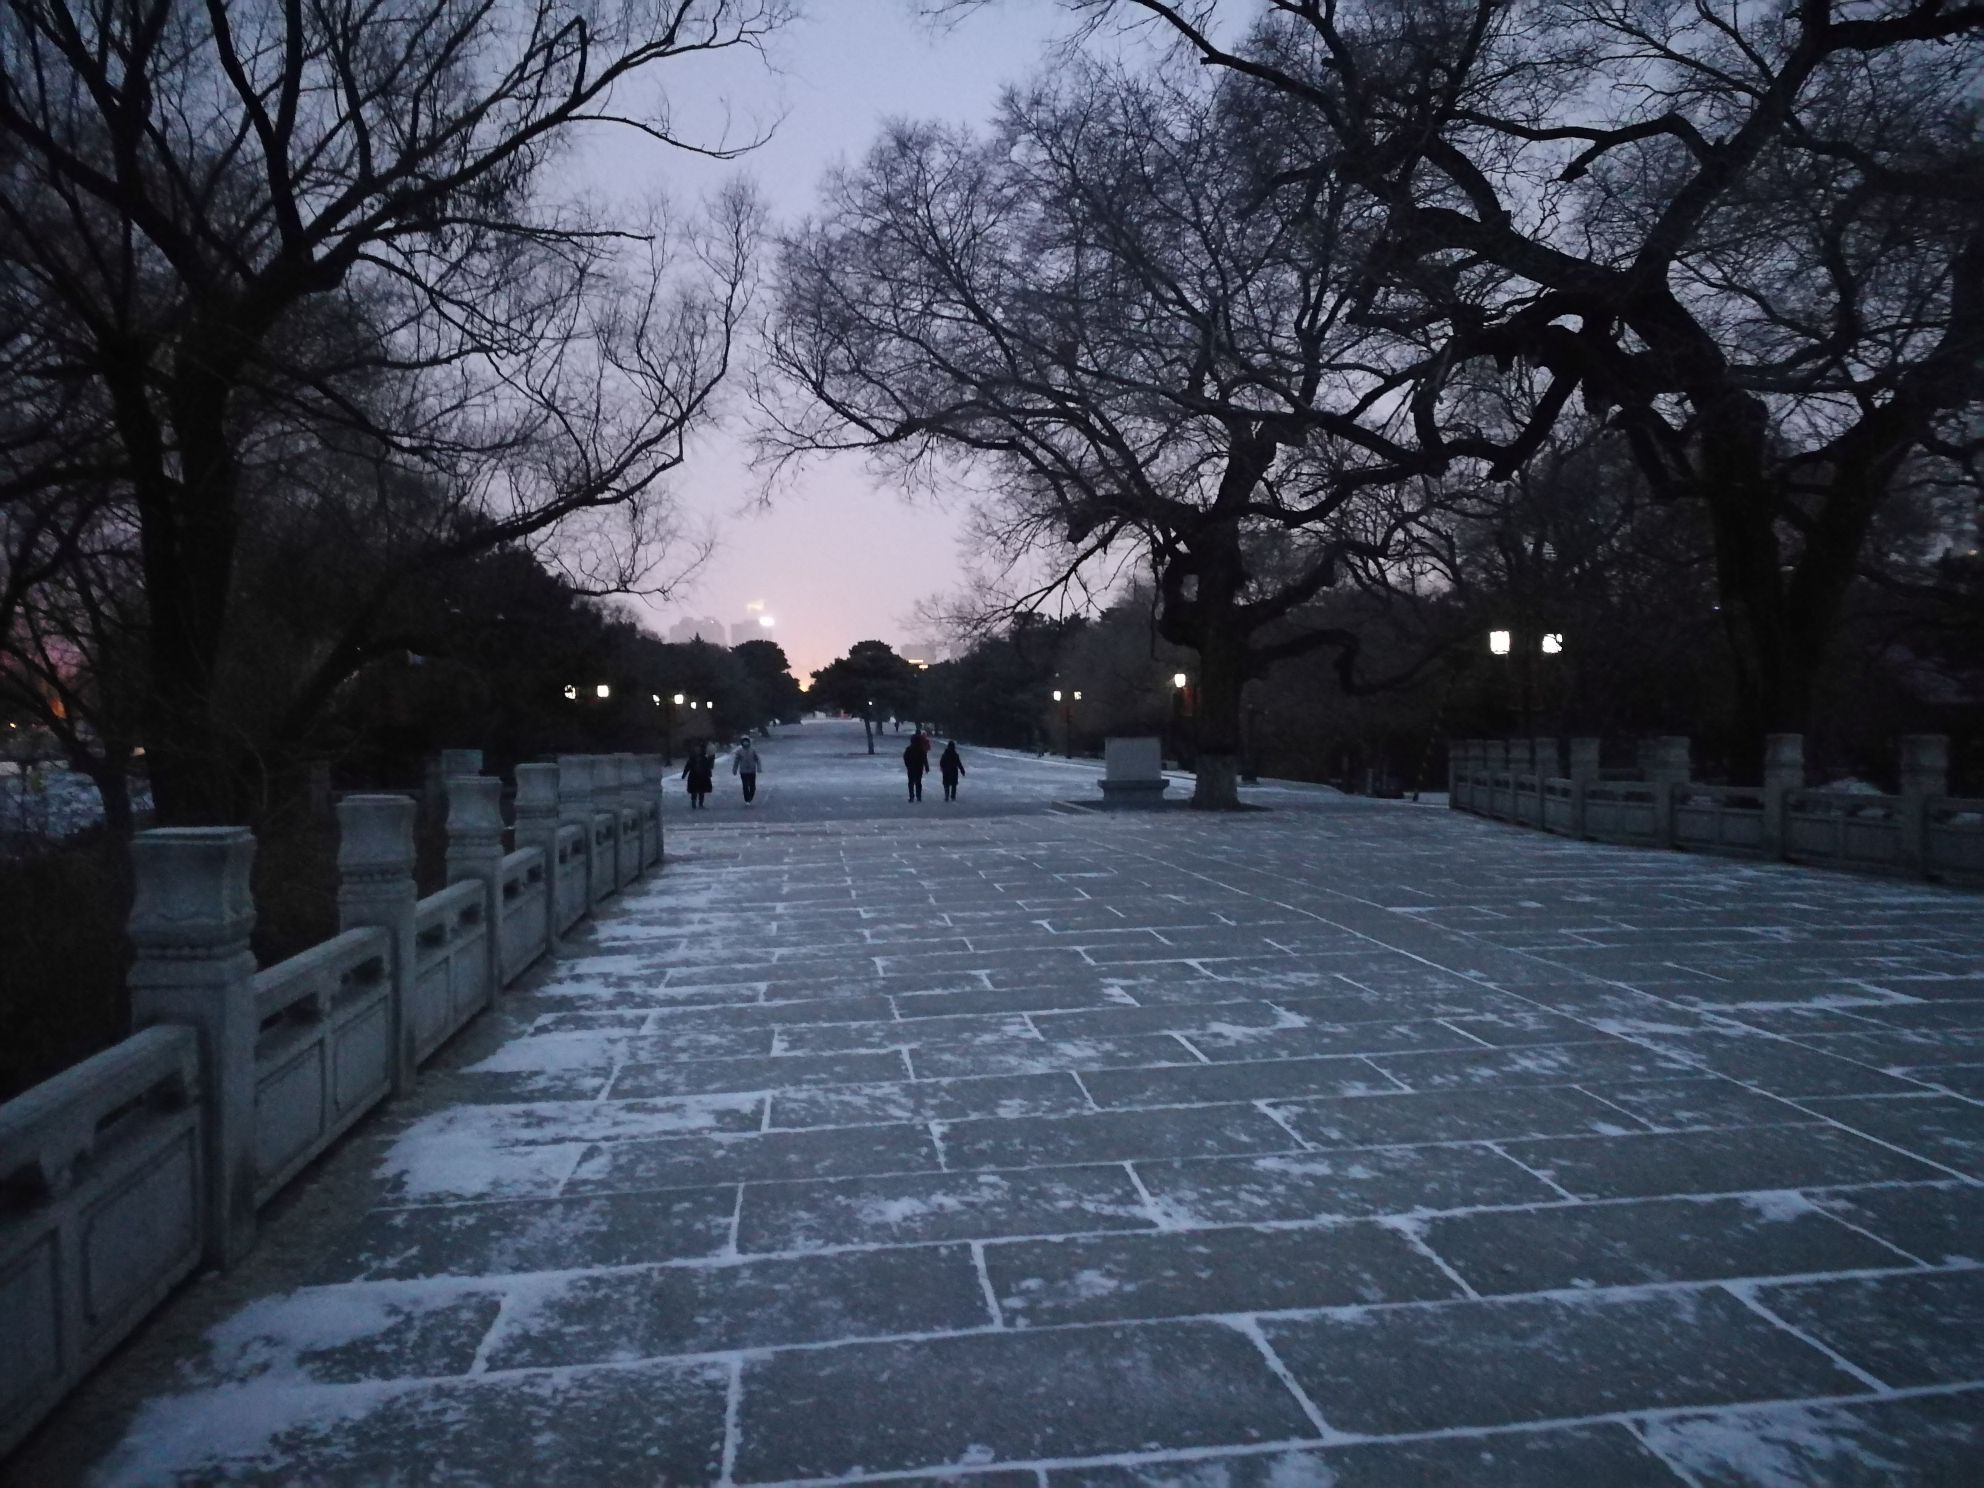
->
[579, 0, 1080, 681]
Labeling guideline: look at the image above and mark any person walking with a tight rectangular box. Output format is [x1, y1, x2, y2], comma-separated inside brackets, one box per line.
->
[903, 734, 929, 802]
[938, 740, 965, 802]
[680, 740, 715, 809]
[732, 738, 762, 804]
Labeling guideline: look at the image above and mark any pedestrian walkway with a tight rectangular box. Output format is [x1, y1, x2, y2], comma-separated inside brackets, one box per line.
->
[16, 720, 1982, 1485]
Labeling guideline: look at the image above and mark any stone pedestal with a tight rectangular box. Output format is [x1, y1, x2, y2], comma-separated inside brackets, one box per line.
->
[127, 827, 258, 1267]
[1098, 737, 1170, 808]
[1643, 736, 1691, 848]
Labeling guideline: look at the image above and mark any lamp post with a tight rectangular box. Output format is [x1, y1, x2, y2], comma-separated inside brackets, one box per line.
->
[1488, 630, 1563, 737]
[1052, 689, 1082, 758]
[1170, 672, 1189, 769]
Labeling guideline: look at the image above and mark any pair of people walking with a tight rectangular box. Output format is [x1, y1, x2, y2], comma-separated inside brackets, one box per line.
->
[680, 739, 761, 808]
[903, 732, 965, 802]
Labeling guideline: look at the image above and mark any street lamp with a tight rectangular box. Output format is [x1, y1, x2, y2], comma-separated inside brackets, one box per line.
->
[1052, 688, 1081, 758]
[1488, 630, 1513, 656]
[562, 683, 577, 700]
[595, 683, 611, 700]
[1541, 633, 1564, 655]
[1170, 672, 1191, 769]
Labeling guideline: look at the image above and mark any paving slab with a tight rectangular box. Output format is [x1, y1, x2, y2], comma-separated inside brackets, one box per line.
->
[731, 1321, 1316, 1482]
[1261, 1288, 1865, 1434]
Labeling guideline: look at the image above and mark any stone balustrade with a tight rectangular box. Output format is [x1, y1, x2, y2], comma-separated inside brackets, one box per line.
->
[0, 751, 667, 1457]
[1448, 733, 1980, 883]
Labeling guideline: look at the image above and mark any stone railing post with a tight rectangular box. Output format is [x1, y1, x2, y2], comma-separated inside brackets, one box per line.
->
[1644, 736, 1692, 847]
[439, 748, 483, 779]
[445, 774, 506, 1003]
[1507, 737, 1534, 776]
[514, 763, 563, 949]
[127, 827, 259, 1268]
[1899, 734, 1949, 876]
[337, 795, 418, 1094]
[558, 754, 600, 910]
[612, 752, 641, 883]
[1762, 733, 1805, 859]
[1483, 739, 1508, 818]
[639, 753, 665, 865]
[1568, 738, 1600, 839]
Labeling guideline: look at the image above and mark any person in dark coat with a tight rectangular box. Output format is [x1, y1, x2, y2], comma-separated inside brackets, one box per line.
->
[680, 741, 715, 809]
[938, 740, 965, 801]
[903, 735, 928, 802]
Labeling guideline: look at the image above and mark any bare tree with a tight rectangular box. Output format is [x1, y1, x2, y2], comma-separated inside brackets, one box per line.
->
[989, 0, 1984, 756]
[763, 60, 1451, 806]
[0, 0, 785, 821]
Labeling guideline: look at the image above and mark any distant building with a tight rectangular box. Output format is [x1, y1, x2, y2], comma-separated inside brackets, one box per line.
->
[732, 600, 776, 649]
[667, 616, 725, 646]
[899, 639, 944, 668]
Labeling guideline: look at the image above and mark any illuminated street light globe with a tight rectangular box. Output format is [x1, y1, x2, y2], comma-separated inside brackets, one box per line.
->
[672, 693, 685, 706]
[1541, 633, 1564, 655]
[563, 684, 577, 700]
[595, 683, 611, 699]
[1172, 672, 1187, 689]
[1489, 630, 1513, 655]
[1053, 689, 1063, 702]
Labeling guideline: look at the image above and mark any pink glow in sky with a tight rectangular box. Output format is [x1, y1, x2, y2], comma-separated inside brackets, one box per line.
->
[572, 1, 1073, 681]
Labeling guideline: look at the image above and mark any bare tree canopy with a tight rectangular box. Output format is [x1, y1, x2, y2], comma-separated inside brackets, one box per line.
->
[946, 0, 1984, 751]
[763, 58, 1459, 806]
[0, 0, 788, 820]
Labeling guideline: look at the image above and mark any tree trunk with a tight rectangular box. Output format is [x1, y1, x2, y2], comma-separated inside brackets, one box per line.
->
[863, 717, 875, 753]
[1189, 582, 1249, 811]
[90, 760, 136, 839]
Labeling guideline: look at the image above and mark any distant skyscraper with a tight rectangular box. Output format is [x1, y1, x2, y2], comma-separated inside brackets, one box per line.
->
[732, 600, 775, 648]
[667, 615, 724, 646]
[899, 638, 944, 666]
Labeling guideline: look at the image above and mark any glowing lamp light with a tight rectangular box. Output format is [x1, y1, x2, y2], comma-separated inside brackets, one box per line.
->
[1489, 630, 1512, 655]
[595, 683, 611, 699]
[1052, 689, 1063, 702]
[1172, 672, 1188, 689]
[562, 684, 577, 700]
[758, 614, 776, 628]
[1541, 633, 1564, 655]
[672, 693, 685, 706]
[1073, 690, 1082, 701]
[652, 694, 661, 706]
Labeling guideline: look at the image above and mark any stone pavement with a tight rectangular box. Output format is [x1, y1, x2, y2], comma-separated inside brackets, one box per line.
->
[14, 720, 1983, 1486]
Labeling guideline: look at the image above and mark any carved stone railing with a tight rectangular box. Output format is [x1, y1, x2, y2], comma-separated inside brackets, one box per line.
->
[1450, 732, 1977, 884]
[250, 927, 393, 1205]
[411, 880, 489, 1065]
[0, 1027, 202, 1457]
[0, 748, 670, 1453]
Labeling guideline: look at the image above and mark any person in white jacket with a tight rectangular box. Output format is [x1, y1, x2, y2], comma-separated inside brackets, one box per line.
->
[732, 739, 762, 804]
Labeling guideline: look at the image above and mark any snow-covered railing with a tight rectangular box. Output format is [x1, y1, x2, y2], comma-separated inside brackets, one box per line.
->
[0, 1027, 202, 1457]
[1450, 732, 1974, 883]
[0, 749, 670, 1452]
[250, 927, 393, 1204]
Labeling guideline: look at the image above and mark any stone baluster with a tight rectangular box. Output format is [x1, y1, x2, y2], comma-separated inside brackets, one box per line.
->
[1567, 738, 1601, 840]
[639, 753, 666, 866]
[1899, 734, 1949, 876]
[337, 796, 418, 1094]
[127, 827, 259, 1267]
[1643, 736, 1692, 847]
[445, 775, 506, 1005]
[558, 754, 603, 909]
[612, 752, 641, 885]
[514, 763, 563, 949]
[1761, 733, 1805, 860]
